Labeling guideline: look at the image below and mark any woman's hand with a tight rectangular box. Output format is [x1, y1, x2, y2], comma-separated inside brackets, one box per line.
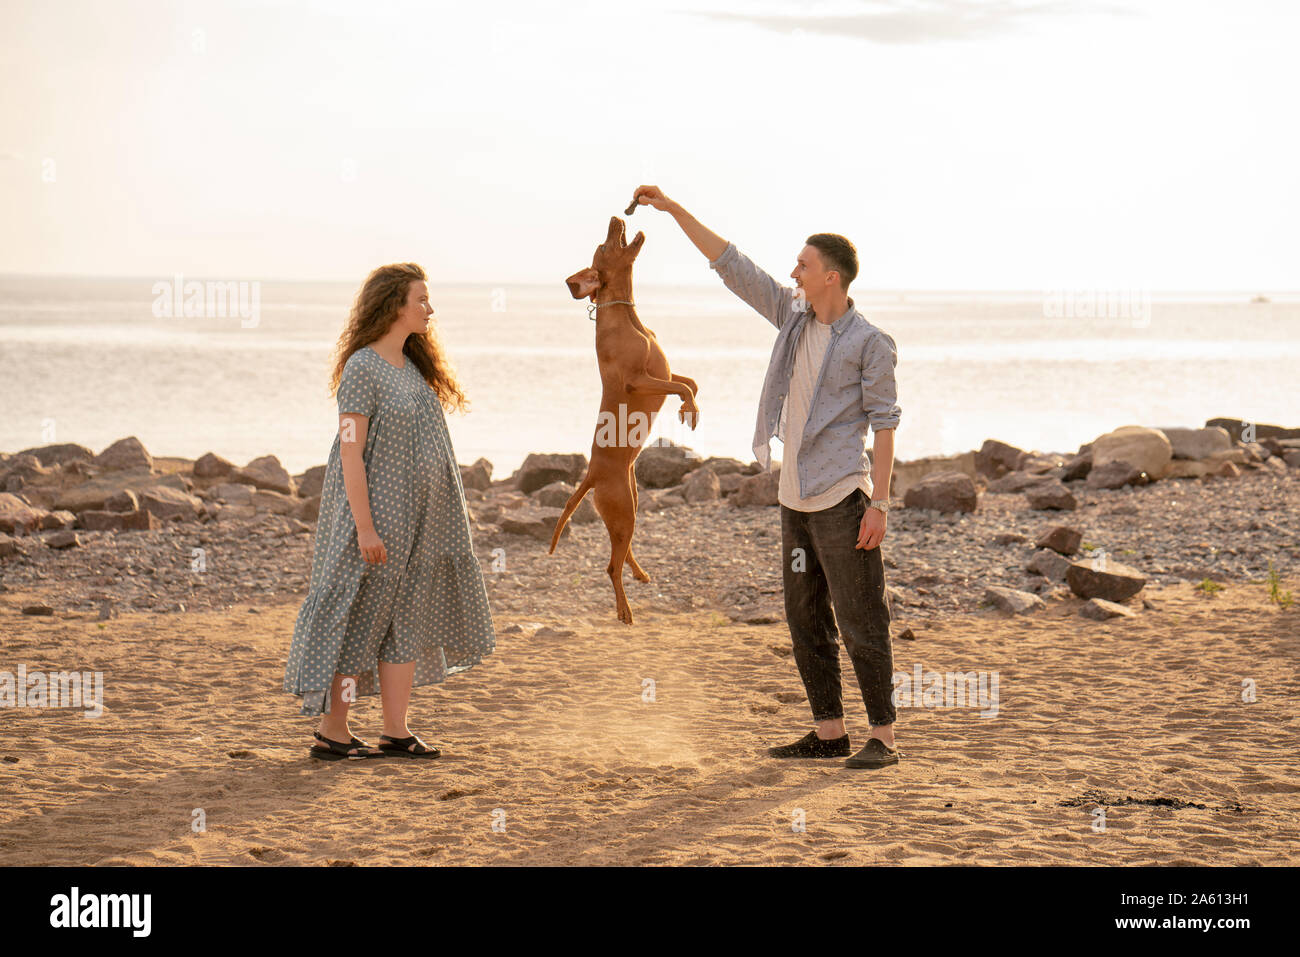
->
[358, 527, 388, 564]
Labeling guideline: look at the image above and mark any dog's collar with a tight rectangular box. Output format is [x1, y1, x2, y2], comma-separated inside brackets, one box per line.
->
[587, 299, 635, 321]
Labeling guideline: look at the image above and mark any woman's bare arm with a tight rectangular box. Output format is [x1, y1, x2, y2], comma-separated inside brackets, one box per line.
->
[339, 413, 386, 562]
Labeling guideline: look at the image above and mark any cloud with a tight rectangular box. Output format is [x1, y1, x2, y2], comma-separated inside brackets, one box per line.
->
[691, 0, 1126, 45]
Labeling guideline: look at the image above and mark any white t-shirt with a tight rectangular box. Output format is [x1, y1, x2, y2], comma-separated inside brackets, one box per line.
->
[777, 317, 873, 511]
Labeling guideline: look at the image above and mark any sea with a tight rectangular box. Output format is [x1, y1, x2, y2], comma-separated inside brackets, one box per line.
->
[1, 275, 1296, 477]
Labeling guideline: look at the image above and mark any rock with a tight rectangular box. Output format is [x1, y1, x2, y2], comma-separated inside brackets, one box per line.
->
[193, 452, 236, 479]
[103, 489, 140, 513]
[1204, 448, 1247, 467]
[1164, 460, 1209, 480]
[974, 439, 1025, 479]
[232, 455, 294, 495]
[459, 458, 493, 492]
[498, 506, 571, 542]
[983, 585, 1045, 615]
[78, 509, 160, 532]
[511, 453, 587, 494]
[250, 489, 297, 515]
[534, 482, 599, 523]
[1025, 480, 1077, 511]
[209, 482, 255, 505]
[93, 436, 154, 472]
[215, 504, 257, 522]
[295, 465, 326, 499]
[1091, 425, 1172, 480]
[682, 466, 720, 503]
[655, 488, 687, 508]
[1026, 548, 1072, 581]
[1240, 441, 1269, 463]
[18, 443, 95, 468]
[0, 493, 48, 534]
[21, 604, 55, 616]
[903, 471, 978, 513]
[1160, 427, 1233, 460]
[44, 530, 82, 549]
[56, 469, 188, 513]
[1058, 452, 1092, 482]
[698, 456, 747, 476]
[1017, 451, 1066, 473]
[717, 473, 745, 496]
[1205, 417, 1300, 443]
[634, 441, 702, 489]
[534, 481, 576, 508]
[139, 486, 205, 521]
[1212, 461, 1241, 478]
[986, 470, 1055, 494]
[891, 451, 978, 498]
[0, 533, 20, 558]
[1284, 451, 1300, 469]
[1036, 525, 1082, 555]
[1080, 598, 1137, 620]
[295, 496, 321, 523]
[994, 532, 1027, 545]
[1, 454, 55, 487]
[1085, 460, 1146, 489]
[1065, 557, 1147, 601]
[731, 469, 781, 507]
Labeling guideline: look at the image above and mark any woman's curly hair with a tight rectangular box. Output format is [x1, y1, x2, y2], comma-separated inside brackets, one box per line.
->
[329, 262, 469, 414]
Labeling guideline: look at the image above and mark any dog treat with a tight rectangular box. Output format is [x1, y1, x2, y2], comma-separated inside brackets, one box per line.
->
[624, 197, 639, 216]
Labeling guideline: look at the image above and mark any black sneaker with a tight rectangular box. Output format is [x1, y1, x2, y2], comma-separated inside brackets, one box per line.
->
[768, 730, 851, 759]
[845, 738, 901, 769]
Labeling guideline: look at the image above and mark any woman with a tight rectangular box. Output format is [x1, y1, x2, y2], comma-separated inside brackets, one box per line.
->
[284, 262, 496, 759]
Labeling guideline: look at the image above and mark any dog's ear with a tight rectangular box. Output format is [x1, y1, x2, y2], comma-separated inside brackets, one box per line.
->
[565, 267, 601, 300]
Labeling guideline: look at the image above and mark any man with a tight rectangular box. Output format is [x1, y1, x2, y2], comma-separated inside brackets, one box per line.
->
[632, 185, 902, 769]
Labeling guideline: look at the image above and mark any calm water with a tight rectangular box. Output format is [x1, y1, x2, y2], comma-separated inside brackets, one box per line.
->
[1, 276, 1297, 477]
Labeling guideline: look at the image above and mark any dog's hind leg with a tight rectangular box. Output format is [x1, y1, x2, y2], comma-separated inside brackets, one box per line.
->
[593, 480, 637, 625]
[625, 468, 651, 583]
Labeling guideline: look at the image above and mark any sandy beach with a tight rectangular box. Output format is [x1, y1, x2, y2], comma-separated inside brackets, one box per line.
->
[2, 423, 1298, 865]
[2, 579, 1297, 866]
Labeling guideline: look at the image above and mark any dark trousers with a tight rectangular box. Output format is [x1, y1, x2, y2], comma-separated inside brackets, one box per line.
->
[780, 487, 896, 727]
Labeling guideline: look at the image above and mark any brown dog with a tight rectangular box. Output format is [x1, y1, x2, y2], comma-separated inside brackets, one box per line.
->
[551, 216, 700, 625]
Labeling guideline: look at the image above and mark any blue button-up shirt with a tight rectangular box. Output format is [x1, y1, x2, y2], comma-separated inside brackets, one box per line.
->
[709, 242, 902, 499]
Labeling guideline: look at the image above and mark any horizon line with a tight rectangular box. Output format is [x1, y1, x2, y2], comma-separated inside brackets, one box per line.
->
[0, 272, 1296, 299]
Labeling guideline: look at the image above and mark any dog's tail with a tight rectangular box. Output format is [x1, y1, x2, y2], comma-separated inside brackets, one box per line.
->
[548, 474, 594, 554]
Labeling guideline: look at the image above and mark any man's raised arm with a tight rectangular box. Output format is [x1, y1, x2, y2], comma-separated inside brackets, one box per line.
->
[632, 185, 795, 330]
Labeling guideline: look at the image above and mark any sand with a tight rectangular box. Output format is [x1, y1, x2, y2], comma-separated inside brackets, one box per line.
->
[1, 578, 1297, 866]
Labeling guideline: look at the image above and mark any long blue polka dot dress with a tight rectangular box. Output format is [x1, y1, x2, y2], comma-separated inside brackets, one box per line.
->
[284, 344, 496, 716]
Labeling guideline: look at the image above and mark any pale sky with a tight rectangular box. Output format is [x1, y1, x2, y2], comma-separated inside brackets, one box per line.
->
[1, 0, 1296, 289]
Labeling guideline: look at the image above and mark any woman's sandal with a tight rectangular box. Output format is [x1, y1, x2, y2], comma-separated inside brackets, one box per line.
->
[378, 734, 441, 759]
[310, 731, 387, 761]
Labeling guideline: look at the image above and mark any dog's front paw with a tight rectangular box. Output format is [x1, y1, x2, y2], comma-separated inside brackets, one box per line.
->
[679, 401, 700, 430]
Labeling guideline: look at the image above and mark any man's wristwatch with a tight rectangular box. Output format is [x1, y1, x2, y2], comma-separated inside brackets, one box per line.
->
[868, 498, 889, 514]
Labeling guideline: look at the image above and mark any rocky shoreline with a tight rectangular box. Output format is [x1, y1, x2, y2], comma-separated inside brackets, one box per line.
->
[2, 417, 1297, 630]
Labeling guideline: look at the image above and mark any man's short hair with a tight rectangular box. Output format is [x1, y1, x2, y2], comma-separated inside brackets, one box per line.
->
[805, 233, 858, 290]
